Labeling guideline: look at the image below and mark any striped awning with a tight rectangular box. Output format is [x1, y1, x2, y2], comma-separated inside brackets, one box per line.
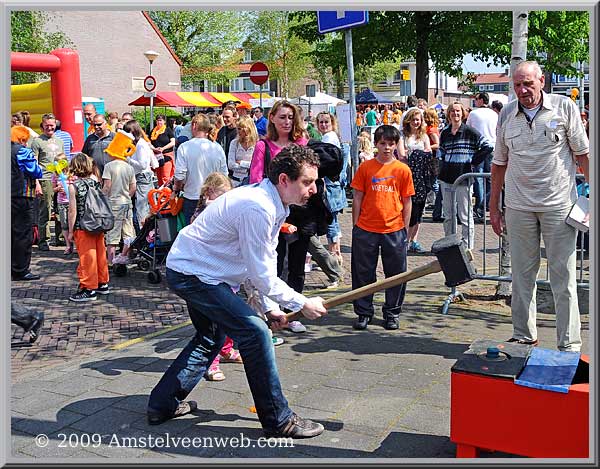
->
[128, 91, 272, 108]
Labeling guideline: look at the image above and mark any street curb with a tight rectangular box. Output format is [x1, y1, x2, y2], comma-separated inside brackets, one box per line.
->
[109, 320, 192, 351]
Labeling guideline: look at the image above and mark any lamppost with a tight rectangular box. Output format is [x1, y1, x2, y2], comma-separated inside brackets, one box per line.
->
[144, 50, 159, 132]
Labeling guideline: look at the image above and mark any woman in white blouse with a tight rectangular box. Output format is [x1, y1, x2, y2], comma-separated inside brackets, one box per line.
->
[123, 120, 155, 227]
[227, 116, 258, 187]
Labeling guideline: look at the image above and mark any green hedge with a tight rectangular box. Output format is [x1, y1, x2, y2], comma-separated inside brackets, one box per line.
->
[129, 108, 184, 132]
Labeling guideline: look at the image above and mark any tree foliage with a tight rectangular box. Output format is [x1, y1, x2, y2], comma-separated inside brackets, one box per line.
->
[291, 10, 590, 99]
[147, 10, 250, 86]
[244, 11, 313, 98]
[10, 11, 73, 84]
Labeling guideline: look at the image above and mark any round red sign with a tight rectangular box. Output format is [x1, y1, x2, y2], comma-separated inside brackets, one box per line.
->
[249, 62, 269, 86]
[144, 75, 156, 92]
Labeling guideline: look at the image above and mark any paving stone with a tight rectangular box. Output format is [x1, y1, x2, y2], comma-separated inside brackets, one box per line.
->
[12, 408, 86, 436]
[292, 386, 361, 413]
[57, 389, 127, 416]
[44, 374, 114, 397]
[69, 406, 145, 435]
[97, 373, 155, 395]
[11, 390, 72, 416]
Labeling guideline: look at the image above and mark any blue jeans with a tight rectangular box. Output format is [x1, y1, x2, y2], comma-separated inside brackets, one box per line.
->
[326, 211, 341, 244]
[148, 268, 293, 432]
[182, 198, 199, 226]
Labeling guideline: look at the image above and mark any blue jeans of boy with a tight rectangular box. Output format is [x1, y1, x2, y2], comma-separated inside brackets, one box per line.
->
[148, 268, 293, 433]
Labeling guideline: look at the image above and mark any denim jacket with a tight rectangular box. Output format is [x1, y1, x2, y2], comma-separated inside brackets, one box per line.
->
[325, 142, 350, 212]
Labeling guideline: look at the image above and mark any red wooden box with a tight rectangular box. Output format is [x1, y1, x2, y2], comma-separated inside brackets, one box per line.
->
[450, 354, 589, 458]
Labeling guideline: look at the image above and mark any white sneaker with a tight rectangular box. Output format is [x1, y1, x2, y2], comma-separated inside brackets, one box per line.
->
[272, 336, 285, 346]
[326, 280, 339, 289]
[113, 254, 130, 265]
[288, 320, 307, 333]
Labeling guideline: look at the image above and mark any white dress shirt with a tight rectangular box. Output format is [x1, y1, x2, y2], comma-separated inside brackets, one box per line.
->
[166, 179, 307, 313]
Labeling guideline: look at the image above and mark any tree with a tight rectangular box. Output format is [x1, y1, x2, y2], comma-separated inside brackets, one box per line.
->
[290, 10, 589, 99]
[10, 11, 73, 84]
[244, 11, 313, 98]
[147, 11, 250, 87]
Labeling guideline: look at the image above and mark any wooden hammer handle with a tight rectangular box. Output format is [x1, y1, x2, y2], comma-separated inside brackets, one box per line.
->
[285, 260, 442, 322]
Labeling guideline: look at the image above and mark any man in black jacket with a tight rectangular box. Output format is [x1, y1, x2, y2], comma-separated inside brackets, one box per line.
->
[216, 105, 238, 158]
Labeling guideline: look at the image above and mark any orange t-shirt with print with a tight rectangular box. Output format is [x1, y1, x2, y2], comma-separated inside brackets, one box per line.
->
[351, 158, 415, 233]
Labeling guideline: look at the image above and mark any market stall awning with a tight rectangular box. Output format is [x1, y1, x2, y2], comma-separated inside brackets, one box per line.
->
[128, 91, 220, 107]
[129, 91, 273, 108]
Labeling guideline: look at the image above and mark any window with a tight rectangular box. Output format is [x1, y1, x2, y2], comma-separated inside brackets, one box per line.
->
[479, 85, 486, 91]
[486, 85, 495, 91]
[243, 78, 260, 91]
[131, 77, 145, 92]
[400, 80, 411, 96]
[244, 50, 252, 62]
[230, 79, 241, 92]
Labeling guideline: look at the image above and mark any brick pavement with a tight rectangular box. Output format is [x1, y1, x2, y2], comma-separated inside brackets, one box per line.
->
[11, 201, 589, 379]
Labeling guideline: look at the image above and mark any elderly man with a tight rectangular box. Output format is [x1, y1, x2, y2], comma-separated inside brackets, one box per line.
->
[490, 61, 589, 352]
[30, 113, 64, 251]
[147, 144, 327, 439]
[82, 114, 115, 175]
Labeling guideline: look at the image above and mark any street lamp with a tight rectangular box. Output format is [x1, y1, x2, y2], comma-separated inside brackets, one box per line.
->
[144, 50, 159, 131]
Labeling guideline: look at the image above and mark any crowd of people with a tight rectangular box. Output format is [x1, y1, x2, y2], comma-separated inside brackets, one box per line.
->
[11, 60, 589, 439]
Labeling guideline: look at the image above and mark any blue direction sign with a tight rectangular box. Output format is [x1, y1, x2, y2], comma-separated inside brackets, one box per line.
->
[317, 11, 369, 34]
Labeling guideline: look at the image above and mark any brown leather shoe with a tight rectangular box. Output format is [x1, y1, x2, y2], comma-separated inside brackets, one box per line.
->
[147, 400, 197, 425]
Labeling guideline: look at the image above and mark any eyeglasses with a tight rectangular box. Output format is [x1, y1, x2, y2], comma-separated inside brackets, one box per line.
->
[93, 123, 104, 127]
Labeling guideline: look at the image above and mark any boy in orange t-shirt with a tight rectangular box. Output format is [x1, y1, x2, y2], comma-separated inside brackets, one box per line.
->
[350, 125, 415, 331]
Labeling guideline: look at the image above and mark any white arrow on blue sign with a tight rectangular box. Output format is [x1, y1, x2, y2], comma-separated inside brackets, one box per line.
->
[317, 11, 369, 34]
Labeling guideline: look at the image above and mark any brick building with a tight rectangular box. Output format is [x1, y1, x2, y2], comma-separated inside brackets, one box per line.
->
[44, 11, 182, 115]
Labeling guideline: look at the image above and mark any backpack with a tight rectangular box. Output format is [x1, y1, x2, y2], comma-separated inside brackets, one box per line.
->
[76, 179, 115, 233]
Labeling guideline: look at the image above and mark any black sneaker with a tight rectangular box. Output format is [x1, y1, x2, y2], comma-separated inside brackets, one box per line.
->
[264, 413, 324, 439]
[38, 242, 50, 252]
[147, 400, 198, 425]
[96, 283, 110, 295]
[353, 315, 371, 330]
[384, 316, 399, 330]
[69, 288, 97, 302]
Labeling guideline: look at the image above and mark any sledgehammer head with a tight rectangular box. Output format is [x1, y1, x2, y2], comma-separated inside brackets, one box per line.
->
[431, 234, 477, 287]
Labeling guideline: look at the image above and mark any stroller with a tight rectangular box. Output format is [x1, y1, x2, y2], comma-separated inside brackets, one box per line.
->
[113, 179, 184, 284]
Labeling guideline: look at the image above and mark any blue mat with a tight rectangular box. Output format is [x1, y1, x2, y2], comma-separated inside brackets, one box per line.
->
[515, 348, 581, 393]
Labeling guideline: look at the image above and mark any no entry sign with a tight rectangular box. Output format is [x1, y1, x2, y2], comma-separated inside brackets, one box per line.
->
[144, 75, 156, 92]
[249, 62, 269, 86]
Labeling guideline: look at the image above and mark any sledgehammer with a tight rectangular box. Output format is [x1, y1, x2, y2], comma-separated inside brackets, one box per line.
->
[285, 234, 476, 322]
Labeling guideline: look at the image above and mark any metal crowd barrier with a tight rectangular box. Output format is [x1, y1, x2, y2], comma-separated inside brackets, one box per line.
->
[441, 172, 589, 314]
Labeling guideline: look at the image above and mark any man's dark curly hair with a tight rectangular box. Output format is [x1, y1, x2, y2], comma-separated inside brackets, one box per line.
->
[268, 144, 320, 184]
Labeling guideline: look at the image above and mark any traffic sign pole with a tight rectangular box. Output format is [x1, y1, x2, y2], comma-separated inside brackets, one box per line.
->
[345, 29, 359, 177]
[317, 11, 367, 176]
